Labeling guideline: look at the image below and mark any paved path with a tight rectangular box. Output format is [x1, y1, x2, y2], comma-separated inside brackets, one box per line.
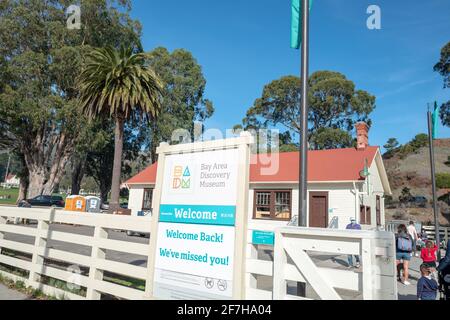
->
[396, 252, 445, 300]
[0, 284, 27, 300]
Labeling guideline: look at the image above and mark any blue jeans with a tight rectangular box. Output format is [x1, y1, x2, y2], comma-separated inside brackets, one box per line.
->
[348, 255, 360, 266]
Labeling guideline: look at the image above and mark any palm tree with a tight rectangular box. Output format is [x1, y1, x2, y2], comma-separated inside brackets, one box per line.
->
[78, 46, 163, 211]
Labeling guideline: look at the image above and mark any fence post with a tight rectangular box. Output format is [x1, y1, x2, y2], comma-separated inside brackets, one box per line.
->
[245, 243, 258, 296]
[86, 226, 107, 300]
[273, 231, 287, 300]
[361, 238, 374, 300]
[29, 214, 50, 288]
[0, 214, 6, 254]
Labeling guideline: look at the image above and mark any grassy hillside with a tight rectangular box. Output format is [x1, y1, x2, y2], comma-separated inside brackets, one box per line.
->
[383, 138, 450, 225]
[383, 138, 450, 200]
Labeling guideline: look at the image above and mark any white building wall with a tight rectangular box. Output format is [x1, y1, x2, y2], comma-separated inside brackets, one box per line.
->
[360, 156, 385, 228]
[308, 183, 358, 230]
[128, 185, 146, 217]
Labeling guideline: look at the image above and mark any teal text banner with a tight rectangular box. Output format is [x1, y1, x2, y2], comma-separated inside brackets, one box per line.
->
[159, 204, 236, 226]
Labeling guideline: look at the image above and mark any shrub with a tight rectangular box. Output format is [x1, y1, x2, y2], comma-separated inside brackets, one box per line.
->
[436, 173, 450, 189]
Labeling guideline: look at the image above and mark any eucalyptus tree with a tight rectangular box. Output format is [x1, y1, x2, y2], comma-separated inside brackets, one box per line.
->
[434, 41, 450, 127]
[145, 47, 214, 161]
[0, 0, 142, 199]
[237, 71, 376, 150]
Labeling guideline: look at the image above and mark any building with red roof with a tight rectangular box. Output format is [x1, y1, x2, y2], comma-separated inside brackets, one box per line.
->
[125, 123, 391, 229]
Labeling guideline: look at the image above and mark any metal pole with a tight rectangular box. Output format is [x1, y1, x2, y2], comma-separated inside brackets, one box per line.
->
[298, 0, 309, 228]
[427, 111, 441, 260]
[296, 0, 310, 298]
[4, 152, 11, 182]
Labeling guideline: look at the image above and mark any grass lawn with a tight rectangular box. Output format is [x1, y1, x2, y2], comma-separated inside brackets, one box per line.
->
[0, 188, 68, 206]
[0, 188, 19, 205]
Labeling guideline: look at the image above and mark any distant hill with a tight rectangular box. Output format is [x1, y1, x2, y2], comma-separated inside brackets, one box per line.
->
[383, 138, 450, 226]
[383, 138, 450, 201]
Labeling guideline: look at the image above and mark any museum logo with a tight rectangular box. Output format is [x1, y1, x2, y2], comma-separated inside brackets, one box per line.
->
[172, 165, 191, 190]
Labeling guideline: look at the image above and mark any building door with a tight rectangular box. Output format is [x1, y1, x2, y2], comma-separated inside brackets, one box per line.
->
[309, 192, 328, 228]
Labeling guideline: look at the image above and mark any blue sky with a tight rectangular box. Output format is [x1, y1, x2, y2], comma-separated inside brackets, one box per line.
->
[131, 0, 450, 149]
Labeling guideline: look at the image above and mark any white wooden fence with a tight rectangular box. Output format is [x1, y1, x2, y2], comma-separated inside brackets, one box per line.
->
[0, 207, 397, 300]
[0, 207, 152, 300]
[422, 225, 450, 244]
[246, 224, 397, 300]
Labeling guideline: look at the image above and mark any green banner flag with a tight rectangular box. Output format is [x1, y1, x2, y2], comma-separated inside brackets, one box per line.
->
[432, 101, 440, 139]
[291, 0, 313, 49]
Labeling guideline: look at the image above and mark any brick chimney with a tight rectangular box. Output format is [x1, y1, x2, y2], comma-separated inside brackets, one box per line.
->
[355, 122, 369, 151]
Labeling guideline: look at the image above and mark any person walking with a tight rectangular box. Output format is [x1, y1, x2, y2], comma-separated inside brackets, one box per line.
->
[346, 218, 361, 268]
[417, 264, 438, 300]
[407, 221, 419, 257]
[396, 224, 414, 285]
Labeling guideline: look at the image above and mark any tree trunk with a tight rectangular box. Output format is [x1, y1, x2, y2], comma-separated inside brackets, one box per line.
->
[100, 184, 110, 204]
[110, 115, 124, 211]
[17, 180, 28, 203]
[16, 153, 29, 203]
[150, 120, 159, 163]
[21, 130, 74, 198]
[27, 168, 46, 198]
[71, 155, 87, 195]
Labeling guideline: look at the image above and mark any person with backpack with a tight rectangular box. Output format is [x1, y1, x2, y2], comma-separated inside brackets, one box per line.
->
[396, 224, 413, 285]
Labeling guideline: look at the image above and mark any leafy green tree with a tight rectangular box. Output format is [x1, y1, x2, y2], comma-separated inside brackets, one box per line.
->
[144, 47, 214, 161]
[409, 133, 429, 149]
[434, 41, 450, 89]
[82, 118, 148, 202]
[78, 46, 163, 210]
[440, 102, 450, 127]
[84, 122, 114, 202]
[434, 41, 450, 127]
[310, 128, 354, 150]
[237, 71, 375, 149]
[384, 138, 399, 153]
[399, 187, 412, 203]
[0, 0, 142, 199]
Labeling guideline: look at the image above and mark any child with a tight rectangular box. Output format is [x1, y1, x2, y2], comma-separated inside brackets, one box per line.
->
[421, 240, 438, 268]
[417, 264, 438, 300]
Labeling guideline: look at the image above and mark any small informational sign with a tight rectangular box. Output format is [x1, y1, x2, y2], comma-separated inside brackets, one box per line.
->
[75, 200, 83, 210]
[153, 148, 241, 300]
[252, 230, 275, 246]
[89, 200, 98, 209]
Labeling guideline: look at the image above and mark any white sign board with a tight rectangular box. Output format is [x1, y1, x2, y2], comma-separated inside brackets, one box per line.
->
[153, 148, 241, 299]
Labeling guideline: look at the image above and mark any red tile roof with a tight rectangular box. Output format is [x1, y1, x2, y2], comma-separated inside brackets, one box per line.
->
[126, 163, 158, 185]
[125, 146, 379, 185]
